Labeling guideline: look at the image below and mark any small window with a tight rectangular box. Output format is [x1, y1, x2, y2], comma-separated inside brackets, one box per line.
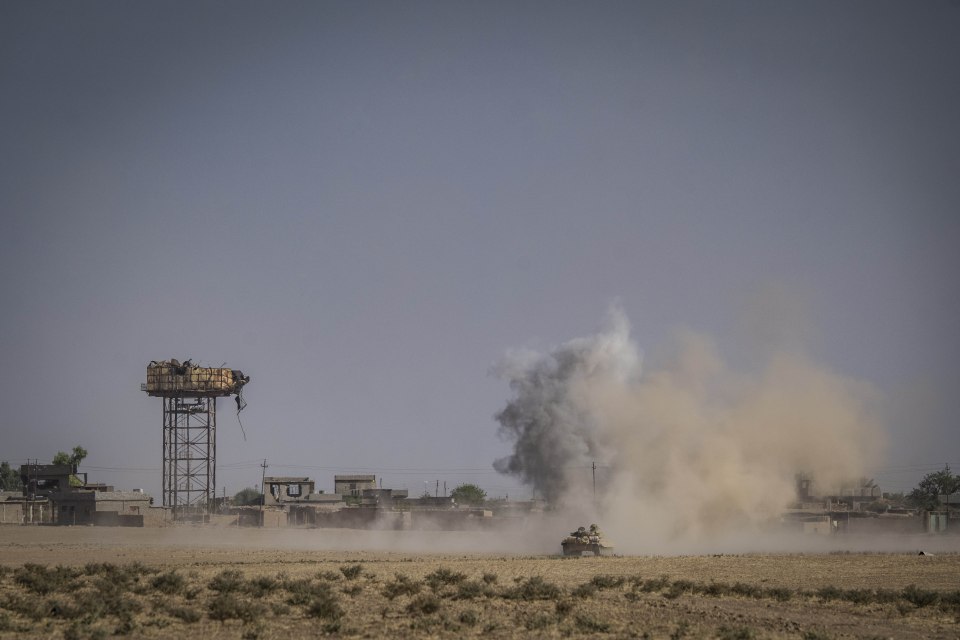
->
[286, 484, 302, 497]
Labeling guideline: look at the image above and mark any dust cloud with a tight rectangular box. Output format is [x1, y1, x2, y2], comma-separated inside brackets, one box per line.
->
[493, 307, 887, 553]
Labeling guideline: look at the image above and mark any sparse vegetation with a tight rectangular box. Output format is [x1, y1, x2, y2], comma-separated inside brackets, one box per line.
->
[502, 575, 562, 600]
[405, 593, 441, 616]
[424, 566, 466, 590]
[339, 564, 363, 580]
[575, 613, 611, 632]
[717, 626, 755, 640]
[452, 579, 492, 600]
[591, 574, 625, 589]
[382, 573, 423, 600]
[304, 584, 343, 620]
[0, 554, 957, 638]
[208, 569, 245, 593]
[150, 570, 185, 595]
[902, 584, 939, 608]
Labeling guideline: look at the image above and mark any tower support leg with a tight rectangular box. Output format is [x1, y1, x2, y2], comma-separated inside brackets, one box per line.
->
[162, 396, 216, 519]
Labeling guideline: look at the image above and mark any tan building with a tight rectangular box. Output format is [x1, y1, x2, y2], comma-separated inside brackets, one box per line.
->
[52, 490, 153, 526]
[334, 474, 376, 497]
[263, 477, 316, 505]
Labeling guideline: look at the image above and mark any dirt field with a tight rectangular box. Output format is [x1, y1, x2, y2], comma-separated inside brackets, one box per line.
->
[1, 526, 958, 639]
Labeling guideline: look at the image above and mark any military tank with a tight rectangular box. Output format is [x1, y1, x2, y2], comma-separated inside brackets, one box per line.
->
[561, 524, 613, 556]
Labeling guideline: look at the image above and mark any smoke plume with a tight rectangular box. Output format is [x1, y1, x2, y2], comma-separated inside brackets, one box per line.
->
[493, 307, 885, 547]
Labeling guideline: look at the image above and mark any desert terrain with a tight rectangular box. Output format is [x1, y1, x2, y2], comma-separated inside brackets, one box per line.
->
[1, 526, 958, 639]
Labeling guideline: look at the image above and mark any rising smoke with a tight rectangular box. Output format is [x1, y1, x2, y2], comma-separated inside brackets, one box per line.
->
[493, 307, 885, 548]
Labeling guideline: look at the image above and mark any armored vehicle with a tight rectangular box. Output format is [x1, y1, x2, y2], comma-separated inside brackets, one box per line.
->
[561, 524, 613, 556]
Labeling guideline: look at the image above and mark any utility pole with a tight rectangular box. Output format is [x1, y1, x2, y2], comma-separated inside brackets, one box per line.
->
[435, 480, 439, 498]
[592, 461, 596, 499]
[259, 459, 267, 528]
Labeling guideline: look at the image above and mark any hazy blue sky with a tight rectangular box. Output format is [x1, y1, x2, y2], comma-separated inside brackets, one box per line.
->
[1, 1, 957, 499]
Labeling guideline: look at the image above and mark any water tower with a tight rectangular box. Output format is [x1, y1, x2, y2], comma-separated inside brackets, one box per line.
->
[143, 360, 249, 516]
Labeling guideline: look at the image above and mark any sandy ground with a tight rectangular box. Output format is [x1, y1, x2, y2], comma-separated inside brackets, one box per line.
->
[1, 525, 959, 639]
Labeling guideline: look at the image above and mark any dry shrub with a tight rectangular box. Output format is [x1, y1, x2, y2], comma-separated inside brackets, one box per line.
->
[168, 606, 201, 623]
[574, 613, 610, 632]
[521, 612, 554, 630]
[425, 567, 466, 590]
[459, 609, 479, 626]
[406, 593, 441, 616]
[590, 574, 625, 589]
[670, 620, 690, 639]
[664, 579, 696, 599]
[208, 569, 246, 593]
[306, 586, 343, 620]
[14, 564, 82, 595]
[731, 582, 762, 598]
[816, 585, 842, 601]
[940, 590, 960, 612]
[150, 570, 185, 595]
[243, 575, 279, 597]
[765, 587, 793, 602]
[340, 564, 363, 580]
[208, 593, 266, 622]
[571, 582, 597, 598]
[503, 576, 561, 600]
[453, 580, 493, 600]
[639, 576, 670, 592]
[717, 626, 755, 639]
[902, 584, 939, 608]
[285, 578, 335, 606]
[63, 622, 107, 640]
[382, 573, 422, 600]
[703, 582, 732, 597]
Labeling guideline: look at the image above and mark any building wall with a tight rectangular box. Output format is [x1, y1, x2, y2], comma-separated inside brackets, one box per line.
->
[53, 494, 152, 526]
[264, 479, 315, 505]
[334, 476, 376, 497]
[844, 516, 924, 535]
[0, 502, 23, 524]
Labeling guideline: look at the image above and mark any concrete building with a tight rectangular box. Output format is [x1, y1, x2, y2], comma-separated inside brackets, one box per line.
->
[334, 474, 376, 497]
[19, 464, 81, 498]
[263, 477, 316, 506]
[52, 490, 153, 526]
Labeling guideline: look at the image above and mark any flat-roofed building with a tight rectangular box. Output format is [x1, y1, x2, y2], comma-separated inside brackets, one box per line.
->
[334, 474, 376, 497]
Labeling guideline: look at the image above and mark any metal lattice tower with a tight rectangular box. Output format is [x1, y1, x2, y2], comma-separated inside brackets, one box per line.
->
[144, 360, 249, 518]
[163, 396, 216, 512]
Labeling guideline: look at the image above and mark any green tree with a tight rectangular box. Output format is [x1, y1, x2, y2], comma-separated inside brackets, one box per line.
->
[52, 446, 88, 468]
[52, 446, 88, 487]
[232, 487, 262, 506]
[907, 466, 960, 511]
[450, 483, 487, 506]
[0, 461, 22, 491]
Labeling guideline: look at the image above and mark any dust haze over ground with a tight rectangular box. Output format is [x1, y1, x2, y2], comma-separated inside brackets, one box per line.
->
[494, 307, 888, 554]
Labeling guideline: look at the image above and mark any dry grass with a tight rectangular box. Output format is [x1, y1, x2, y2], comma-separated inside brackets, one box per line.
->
[1, 528, 959, 638]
